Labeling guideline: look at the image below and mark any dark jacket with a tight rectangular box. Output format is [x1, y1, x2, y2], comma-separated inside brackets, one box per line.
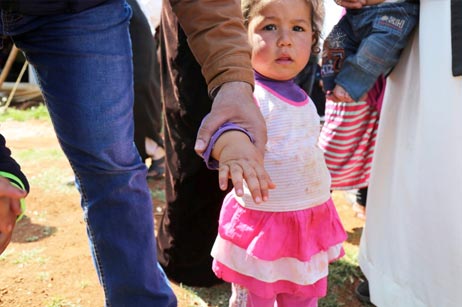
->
[0, 0, 108, 15]
[0, 133, 29, 192]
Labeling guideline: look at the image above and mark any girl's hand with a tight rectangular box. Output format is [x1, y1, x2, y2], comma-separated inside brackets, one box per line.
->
[212, 131, 275, 203]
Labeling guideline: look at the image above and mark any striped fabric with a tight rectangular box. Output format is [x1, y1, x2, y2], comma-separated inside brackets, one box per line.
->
[237, 82, 332, 211]
[318, 100, 379, 190]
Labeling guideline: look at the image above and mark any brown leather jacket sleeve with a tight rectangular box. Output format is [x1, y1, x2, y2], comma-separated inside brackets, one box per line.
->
[169, 0, 255, 95]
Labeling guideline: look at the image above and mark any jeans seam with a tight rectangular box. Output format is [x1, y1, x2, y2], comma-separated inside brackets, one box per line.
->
[69, 161, 110, 307]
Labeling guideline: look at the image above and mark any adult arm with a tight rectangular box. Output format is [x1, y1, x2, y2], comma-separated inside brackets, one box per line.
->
[0, 134, 29, 255]
[169, 0, 267, 155]
[170, 0, 270, 199]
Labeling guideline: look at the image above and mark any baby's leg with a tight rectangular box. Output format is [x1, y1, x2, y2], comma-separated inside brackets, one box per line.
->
[229, 283, 275, 307]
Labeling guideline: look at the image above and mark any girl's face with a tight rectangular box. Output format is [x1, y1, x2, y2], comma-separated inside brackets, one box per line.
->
[248, 0, 313, 81]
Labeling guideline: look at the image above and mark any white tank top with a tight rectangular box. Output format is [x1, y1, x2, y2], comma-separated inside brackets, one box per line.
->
[235, 83, 331, 212]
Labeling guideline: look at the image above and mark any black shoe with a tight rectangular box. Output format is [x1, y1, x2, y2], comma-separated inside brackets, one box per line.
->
[355, 280, 371, 304]
[147, 157, 165, 180]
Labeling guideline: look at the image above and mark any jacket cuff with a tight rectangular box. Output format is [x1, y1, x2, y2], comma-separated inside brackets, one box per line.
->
[0, 171, 27, 221]
[206, 55, 255, 97]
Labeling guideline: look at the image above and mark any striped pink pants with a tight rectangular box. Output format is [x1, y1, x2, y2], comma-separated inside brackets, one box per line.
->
[230, 283, 318, 307]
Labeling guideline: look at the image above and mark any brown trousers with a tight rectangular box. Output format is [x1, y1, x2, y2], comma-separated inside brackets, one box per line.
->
[155, 1, 230, 287]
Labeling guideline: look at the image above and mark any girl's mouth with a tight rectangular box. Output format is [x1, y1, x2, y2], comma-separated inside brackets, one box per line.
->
[276, 56, 293, 64]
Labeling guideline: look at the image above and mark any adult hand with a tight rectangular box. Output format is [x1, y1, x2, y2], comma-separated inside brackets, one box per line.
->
[194, 81, 267, 156]
[334, 0, 367, 9]
[0, 177, 26, 255]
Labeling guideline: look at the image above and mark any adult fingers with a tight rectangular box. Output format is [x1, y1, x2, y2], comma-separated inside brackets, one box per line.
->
[0, 177, 26, 199]
[195, 113, 225, 155]
[0, 198, 17, 255]
[0, 231, 13, 255]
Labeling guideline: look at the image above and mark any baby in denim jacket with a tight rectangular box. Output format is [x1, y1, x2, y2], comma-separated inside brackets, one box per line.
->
[321, 0, 419, 102]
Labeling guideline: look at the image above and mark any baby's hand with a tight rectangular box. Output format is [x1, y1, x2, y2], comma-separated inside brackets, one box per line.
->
[336, 0, 385, 10]
[212, 131, 275, 203]
[327, 85, 368, 103]
[0, 177, 26, 254]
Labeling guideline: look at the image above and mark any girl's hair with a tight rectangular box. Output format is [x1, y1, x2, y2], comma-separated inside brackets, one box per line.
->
[241, 0, 324, 54]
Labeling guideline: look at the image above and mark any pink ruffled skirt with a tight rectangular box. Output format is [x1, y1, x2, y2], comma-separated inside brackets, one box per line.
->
[211, 193, 347, 299]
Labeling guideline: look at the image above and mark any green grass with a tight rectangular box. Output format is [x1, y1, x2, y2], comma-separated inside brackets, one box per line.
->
[321, 249, 363, 307]
[0, 103, 50, 121]
[16, 147, 64, 161]
[180, 283, 231, 307]
[150, 188, 166, 203]
[45, 297, 80, 307]
[14, 147, 76, 193]
[37, 271, 50, 282]
[28, 163, 75, 193]
[13, 248, 46, 265]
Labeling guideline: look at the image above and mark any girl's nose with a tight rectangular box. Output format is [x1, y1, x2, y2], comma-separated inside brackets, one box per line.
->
[277, 30, 292, 47]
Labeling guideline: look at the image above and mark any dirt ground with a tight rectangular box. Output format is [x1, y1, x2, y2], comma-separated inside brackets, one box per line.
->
[0, 119, 367, 307]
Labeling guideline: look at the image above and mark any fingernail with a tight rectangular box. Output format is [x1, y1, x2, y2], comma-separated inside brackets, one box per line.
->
[255, 197, 262, 204]
[236, 189, 243, 196]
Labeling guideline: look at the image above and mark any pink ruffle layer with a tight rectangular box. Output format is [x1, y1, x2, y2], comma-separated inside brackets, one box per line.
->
[213, 261, 329, 299]
[217, 195, 347, 261]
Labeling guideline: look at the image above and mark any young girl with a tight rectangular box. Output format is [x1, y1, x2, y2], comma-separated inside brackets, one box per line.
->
[202, 0, 347, 305]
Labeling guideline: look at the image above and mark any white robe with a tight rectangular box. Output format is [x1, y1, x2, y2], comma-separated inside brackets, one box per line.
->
[358, 0, 462, 306]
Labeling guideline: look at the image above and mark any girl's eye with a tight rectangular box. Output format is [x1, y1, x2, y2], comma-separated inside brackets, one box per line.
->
[293, 26, 305, 32]
[263, 24, 277, 31]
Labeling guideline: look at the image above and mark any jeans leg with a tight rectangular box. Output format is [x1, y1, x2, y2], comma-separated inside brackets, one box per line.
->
[3, 2, 176, 306]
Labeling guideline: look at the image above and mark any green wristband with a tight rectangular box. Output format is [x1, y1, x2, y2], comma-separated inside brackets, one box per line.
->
[0, 172, 26, 222]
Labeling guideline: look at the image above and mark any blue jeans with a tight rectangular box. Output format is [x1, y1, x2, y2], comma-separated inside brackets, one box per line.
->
[321, 2, 419, 101]
[0, 1, 177, 306]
